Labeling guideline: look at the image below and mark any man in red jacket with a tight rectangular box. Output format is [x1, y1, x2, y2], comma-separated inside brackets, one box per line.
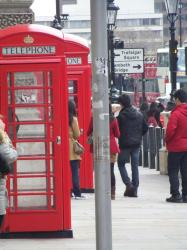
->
[165, 89, 187, 203]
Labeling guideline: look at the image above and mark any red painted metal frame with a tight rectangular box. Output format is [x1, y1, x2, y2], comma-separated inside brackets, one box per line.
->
[0, 24, 93, 236]
[67, 66, 93, 191]
[65, 31, 93, 192]
[0, 62, 70, 233]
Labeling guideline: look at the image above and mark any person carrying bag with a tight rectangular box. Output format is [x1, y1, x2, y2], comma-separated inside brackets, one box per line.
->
[0, 115, 17, 231]
[68, 100, 85, 199]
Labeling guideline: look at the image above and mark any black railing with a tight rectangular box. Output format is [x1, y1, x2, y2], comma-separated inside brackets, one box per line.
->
[140, 126, 166, 173]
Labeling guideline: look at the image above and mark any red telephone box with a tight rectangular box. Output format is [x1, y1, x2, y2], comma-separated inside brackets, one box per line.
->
[0, 24, 73, 237]
[64, 34, 93, 192]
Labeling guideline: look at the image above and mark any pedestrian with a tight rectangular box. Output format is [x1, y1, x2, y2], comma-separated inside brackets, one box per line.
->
[165, 89, 187, 203]
[0, 115, 17, 231]
[87, 104, 120, 200]
[147, 102, 158, 127]
[117, 94, 148, 197]
[0, 156, 9, 231]
[109, 104, 120, 200]
[68, 100, 85, 200]
[155, 102, 165, 128]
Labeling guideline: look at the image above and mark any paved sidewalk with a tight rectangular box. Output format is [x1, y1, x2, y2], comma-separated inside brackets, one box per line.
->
[1, 165, 187, 250]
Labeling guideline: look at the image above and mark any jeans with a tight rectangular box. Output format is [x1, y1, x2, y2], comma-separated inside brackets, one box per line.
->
[110, 162, 115, 187]
[168, 152, 187, 196]
[117, 147, 140, 188]
[70, 160, 81, 197]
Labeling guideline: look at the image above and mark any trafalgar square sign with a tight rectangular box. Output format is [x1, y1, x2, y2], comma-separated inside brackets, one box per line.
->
[114, 48, 144, 74]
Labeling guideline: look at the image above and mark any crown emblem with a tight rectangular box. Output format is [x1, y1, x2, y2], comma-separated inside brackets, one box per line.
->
[24, 35, 34, 44]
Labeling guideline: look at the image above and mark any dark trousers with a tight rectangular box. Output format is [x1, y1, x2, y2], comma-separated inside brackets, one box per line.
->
[110, 163, 115, 187]
[70, 160, 81, 197]
[0, 215, 4, 229]
[168, 152, 187, 196]
[117, 147, 140, 188]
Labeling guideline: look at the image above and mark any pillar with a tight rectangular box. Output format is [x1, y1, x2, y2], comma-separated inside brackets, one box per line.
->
[0, 0, 34, 29]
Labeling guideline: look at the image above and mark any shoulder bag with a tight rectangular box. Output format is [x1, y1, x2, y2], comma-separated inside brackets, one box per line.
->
[73, 140, 84, 155]
[0, 154, 11, 175]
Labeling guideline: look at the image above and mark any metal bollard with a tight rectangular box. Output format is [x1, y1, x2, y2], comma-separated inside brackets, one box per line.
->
[148, 126, 156, 169]
[162, 128, 166, 147]
[142, 132, 149, 167]
[155, 126, 162, 171]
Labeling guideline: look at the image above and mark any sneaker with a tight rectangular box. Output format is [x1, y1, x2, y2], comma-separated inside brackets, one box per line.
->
[75, 195, 86, 200]
[182, 195, 187, 203]
[166, 195, 182, 203]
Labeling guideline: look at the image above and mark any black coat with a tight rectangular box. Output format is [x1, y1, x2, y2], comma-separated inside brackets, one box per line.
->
[117, 106, 148, 149]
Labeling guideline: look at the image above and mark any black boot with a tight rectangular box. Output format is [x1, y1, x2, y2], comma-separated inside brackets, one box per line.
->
[124, 184, 134, 197]
[129, 188, 138, 197]
[182, 195, 187, 203]
[166, 194, 182, 203]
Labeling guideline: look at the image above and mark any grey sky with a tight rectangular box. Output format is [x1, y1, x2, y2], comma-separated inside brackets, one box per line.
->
[31, 0, 154, 18]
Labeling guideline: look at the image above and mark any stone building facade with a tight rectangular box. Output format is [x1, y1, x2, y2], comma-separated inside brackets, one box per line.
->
[154, 0, 187, 47]
[0, 0, 34, 29]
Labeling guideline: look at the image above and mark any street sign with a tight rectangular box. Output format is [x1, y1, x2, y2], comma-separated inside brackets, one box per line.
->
[114, 61, 144, 74]
[114, 48, 144, 74]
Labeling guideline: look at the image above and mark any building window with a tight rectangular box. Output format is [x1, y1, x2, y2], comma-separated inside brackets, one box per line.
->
[142, 19, 150, 25]
[150, 18, 161, 25]
[117, 19, 140, 27]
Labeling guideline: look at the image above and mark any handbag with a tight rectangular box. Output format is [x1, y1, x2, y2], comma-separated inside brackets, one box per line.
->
[73, 140, 84, 155]
[0, 154, 11, 175]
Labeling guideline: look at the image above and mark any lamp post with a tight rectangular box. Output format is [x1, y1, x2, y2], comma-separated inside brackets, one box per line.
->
[107, 0, 119, 102]
[52, 0, 69, 30]
[178, 0, 183, 47]
[164, 0, 179, 100]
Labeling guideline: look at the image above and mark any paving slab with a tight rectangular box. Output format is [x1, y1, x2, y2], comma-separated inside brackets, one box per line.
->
[0, 165, 187, 250]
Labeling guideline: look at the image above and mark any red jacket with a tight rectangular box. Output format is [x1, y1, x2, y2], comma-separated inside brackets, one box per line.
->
[110, 118, 120, 154]
[87, 117, 120, 154]
[166, 104, 187, 152]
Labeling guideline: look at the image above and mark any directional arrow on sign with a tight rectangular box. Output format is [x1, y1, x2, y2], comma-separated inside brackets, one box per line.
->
[114, 53, 121, 57]
[133, 64, 142, 69]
